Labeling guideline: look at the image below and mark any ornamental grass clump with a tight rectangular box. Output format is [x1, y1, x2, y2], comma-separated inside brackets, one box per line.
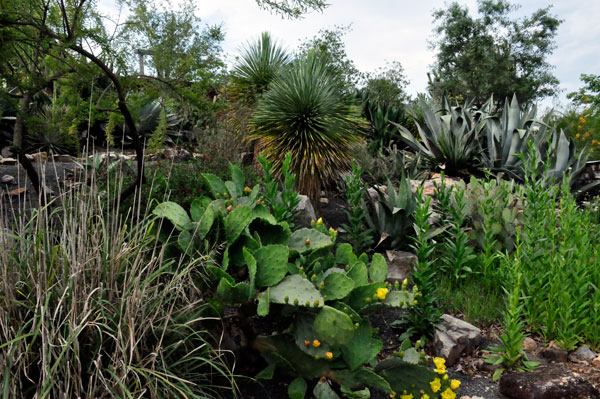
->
[0, 166, 234, 398]
[250, 50, 365, 198]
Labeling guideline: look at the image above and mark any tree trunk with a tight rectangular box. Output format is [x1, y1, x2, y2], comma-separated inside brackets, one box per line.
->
[12, 91, 46, 206]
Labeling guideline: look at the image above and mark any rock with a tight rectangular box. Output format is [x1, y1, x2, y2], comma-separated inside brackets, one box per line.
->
[592, 356, 600, 368]
[572, 345, 597, 361]
[522, 337, 538, 352]
[1, 175, 15, 184]
[541, 347, 569, 363]
[385, 250, 416, 282]
[499, 367, 600, 399]
[52, 154, 76, 163]
[30, 152, 48, 163]
[433, 314, 483, 366]
[0, 157, 17, 165]
[294, 195, 316, 228]
[319, 197, 329, 206]
[367, 187, 380, 202]
[1, 147, 11, 158]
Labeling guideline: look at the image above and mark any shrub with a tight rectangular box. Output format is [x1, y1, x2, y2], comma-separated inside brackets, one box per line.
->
[250, 51, 365, 198]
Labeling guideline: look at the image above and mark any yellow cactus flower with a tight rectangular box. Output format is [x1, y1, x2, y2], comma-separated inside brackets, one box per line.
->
[450, 379, 461, 390]
[376, 288, 389, 300]
[402, 278, 408, 287]
[443, 374, 449, 380]
[433, 357, 445, 369]
[421, 395, 430, 399]
[312, 340, 320, 348]
[430, 378, 441, 393]
[325, 351, 333, 359]
[316, 217, 323, 225]
[399, 394, 413, 399]
[440, 388, 456, 399]
[576, 133, 581, 139]
[389, 393, 396, 398]
[579, 116, 587, 124]
[244, 186, 252, 193]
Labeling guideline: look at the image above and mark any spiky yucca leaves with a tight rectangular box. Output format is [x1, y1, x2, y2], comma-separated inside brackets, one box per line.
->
[394, 96, 484, 175]
[250, 51, 365, 197]
[231, 31, 291, 102]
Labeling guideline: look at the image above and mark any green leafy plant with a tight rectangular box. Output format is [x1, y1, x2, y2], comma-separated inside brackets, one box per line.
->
[440, 182, 477, 282]
[394, 95, 484, 175]
[258, 152, 300, 227]
[396, 186, 443, 338]
[484, 229, 539, 381]
[231, 31, 291, 103]
[365, 175, 417, 250]
[250, 50, 365, 198]
[341, 162, 373, 254]
[152, 165, 448, 398]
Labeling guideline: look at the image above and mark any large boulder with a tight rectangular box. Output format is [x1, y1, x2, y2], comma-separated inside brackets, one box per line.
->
[433, 314, 482, 366]
[499, 366, 600, 399]
[294, 195, 316, 228]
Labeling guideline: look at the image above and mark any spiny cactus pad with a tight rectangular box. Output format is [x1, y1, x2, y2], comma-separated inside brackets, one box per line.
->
[321, 272, 355, 301]
[254, 244, 289, 287]
[289, 228, 333, 254]
[335, 243, 357, 265]
[294, 313, 333, 358]
[340, 324, 383, 371]
[224, 205, 253, 244]
[347, 261, 369, 287]
[270, 275, 323, 307]
[153, 201, 192, 231]
[332, 368, 392, 394]
[314, 306, 355, 347]
[190, 197, 211, 222]
[257, 289, 270, 316]
[375, 358, 437, 397]
[383, 290, 412, 308]
[201, 173, 227, 198]
[369, 253, 388, 282]
[346, 282, 387, 311]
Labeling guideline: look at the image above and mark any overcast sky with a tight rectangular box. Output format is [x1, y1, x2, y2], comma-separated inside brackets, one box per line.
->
[102, 0, 600, 109]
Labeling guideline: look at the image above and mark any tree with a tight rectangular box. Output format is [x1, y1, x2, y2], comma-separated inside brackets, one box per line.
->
[361, 60, 410, 108]
[255, 0, 327, 18]
[428, 0, 561, 106]
[297, 25, 361, 92]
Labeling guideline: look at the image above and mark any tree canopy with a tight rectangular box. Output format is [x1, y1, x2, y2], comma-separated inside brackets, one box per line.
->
[428, 0, 562, 106]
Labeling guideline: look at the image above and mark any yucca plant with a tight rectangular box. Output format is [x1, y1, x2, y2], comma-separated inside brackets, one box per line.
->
[250, 51, 365, 198]
[394, 95, 485, 175]
[231, 31, 291, 103]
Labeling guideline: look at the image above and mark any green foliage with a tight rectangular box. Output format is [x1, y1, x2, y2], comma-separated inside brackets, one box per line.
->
[254, 0, 328, 18]
[484, 231, 539, 381]
[360, 60, 410, 108]
[365, 175, 417, 250]
[341, 162, 373, 254]
[259, 152, 301, 227]
[0, 168, 233, 398]
[429, 0, 561, 105]
[147, 107, 168, 153]
[250, 50, 364, 197]
[297, 25, 361, 92]
[231, 31, 291, 103]
[395, 96, 484, 175]
[400, 187, 442, 338]
[440, 183, 478, 282]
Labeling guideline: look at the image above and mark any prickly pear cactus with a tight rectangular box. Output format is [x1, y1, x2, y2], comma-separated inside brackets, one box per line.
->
[270, 275, 324, 308]
[314, 306, 355, 346]
[290, 228, 333, 253]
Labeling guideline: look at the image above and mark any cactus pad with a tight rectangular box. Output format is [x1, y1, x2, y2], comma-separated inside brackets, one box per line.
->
[289, 228, 333, 254]
[340, 324, 383, 371]
[314, 306, 355, 346]
[270, 275, 323, 307]
[369, 253, 388, 282]
[254, 244, 289, 287]
[375, 358, 437, 398]
[224, 205, 253, 244]
[153, 201, 192, 231]
[321, 272, 355, 301]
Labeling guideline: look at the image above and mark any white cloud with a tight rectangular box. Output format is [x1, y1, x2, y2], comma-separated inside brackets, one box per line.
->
[98, 0, 600, 107]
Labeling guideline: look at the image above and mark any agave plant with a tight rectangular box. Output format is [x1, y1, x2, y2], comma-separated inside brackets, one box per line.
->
[482, 95, 589, 187]
[250, 51, 365, 198]
[231, 31, 291, 102]
[394, 95, 485, 175]
[108, 100, 180, 146]
[365, 176, 417, 250]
